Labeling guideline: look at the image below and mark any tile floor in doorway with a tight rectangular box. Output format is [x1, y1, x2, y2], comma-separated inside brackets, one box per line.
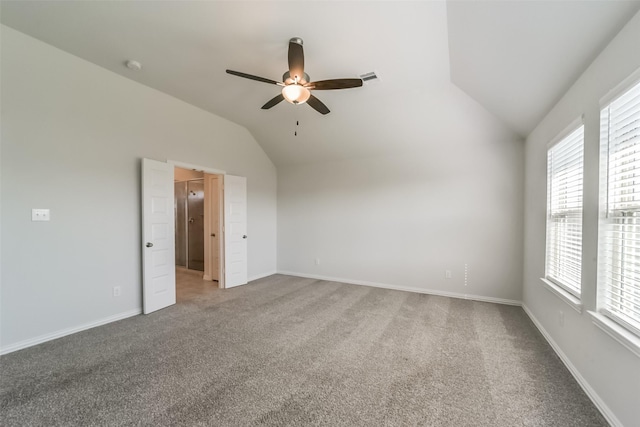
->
[176, 268, 220, 303]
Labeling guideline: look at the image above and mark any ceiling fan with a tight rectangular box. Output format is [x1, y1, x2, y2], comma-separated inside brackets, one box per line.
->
[226, 37, 363, 115]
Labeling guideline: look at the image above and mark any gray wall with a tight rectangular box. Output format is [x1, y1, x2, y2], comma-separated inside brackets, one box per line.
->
[523, 11, 640, 427]
[278, 88, 524, 303]
[0, 26, 277, 351]
[6, 13, 638, 424]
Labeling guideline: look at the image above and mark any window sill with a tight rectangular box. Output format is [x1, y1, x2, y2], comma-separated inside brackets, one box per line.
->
[588, 311, 640, 359]
[540, 278, 583, 313]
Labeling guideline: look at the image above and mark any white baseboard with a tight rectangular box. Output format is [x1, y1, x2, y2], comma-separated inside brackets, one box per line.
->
[0, 308, 142, 356]
[248, 271, 277, 282]
[277, 270, 522, 306]
[521, 304, 622, 427]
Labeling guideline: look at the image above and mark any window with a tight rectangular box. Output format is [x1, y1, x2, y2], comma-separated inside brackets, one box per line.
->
[599, 79, 640, 337]
[546, 125, 584, 297]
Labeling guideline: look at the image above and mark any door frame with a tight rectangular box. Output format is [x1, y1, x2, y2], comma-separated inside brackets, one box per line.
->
[169, 160, 226, 289]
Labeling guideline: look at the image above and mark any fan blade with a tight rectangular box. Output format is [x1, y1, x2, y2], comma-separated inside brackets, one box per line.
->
[261, 94, 285, 110]
[288, 39, 305, 83]
[226, 69, 281, 85]
[306, 79, 363, 90]
[307, 95, 330, 115]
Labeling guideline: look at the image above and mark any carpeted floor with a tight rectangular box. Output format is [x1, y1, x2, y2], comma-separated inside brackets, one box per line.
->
[1, 273, 607, 426]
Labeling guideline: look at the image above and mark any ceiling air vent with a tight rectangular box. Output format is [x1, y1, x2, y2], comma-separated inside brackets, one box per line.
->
[360, 71, 379, 84]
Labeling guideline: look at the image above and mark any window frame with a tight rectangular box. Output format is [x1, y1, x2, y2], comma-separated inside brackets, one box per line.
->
[598, 69, 640, 339]
[545, 119, 585, 299]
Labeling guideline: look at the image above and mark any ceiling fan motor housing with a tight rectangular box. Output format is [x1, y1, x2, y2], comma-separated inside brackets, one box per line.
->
[283, 71, 310, 85]
[289, 37, 303, 46]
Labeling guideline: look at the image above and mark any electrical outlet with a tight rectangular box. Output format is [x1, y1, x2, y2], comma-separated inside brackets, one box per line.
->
[315, 258, 320, 266]
[445, 270, 452, 279]
[113, 286, 121, 297]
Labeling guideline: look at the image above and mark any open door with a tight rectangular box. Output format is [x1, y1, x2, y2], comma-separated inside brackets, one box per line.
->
[142, 158, 176, 313]
[224, 175, 248, 288]
[204, 173, 222, 283]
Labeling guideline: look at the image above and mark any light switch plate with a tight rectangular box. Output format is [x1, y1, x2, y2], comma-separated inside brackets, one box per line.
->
[32, 209, 50, 221]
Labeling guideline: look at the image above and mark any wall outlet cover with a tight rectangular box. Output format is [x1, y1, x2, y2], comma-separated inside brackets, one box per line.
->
[32, 209, 50, 221]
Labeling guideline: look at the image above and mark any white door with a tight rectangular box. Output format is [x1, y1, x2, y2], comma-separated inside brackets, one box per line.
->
[224, 175, 247, 288]
[142, 158, 176, 314]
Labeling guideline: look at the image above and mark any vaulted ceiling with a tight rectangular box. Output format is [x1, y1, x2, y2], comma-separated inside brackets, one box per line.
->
[2, 1, 639, 166]
[448, 0, 640, 136]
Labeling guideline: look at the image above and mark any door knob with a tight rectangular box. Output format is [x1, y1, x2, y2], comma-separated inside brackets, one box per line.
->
[188, 217, 195, 223]
[146, 242, 153, 248]
[242, 235, 247, 239]
[211, 233, 216, 237]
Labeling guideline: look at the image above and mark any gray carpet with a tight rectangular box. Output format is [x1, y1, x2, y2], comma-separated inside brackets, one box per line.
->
[1, 273, 607, 426]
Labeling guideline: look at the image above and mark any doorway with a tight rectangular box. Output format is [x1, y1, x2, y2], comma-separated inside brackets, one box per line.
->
[174, 174, 205, 271]
[142, 158, 248, 314]
[174, 166, 223, 289]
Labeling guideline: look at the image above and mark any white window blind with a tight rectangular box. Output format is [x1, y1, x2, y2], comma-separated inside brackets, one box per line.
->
[600, 79, 640, 337]
[546, 125, 584, 296]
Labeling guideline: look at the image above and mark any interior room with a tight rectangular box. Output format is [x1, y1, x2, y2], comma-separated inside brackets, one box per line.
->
[1, 1, 639, 426]
[174, 168, 206, 273]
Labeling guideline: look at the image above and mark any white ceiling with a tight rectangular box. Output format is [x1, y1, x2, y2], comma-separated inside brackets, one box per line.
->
[2, 1, 639, 166]
[448, 0, 640, 137]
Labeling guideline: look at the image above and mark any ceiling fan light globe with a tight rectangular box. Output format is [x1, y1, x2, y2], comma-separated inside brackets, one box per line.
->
[282, 84, 310, 105]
